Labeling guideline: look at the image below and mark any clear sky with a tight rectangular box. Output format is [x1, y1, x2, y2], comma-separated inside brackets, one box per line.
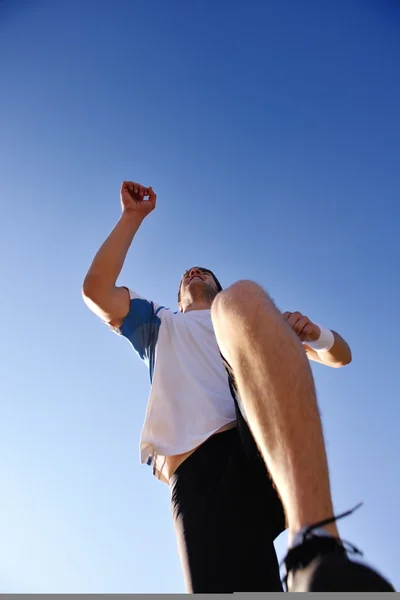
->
[1, 0, 399, 592]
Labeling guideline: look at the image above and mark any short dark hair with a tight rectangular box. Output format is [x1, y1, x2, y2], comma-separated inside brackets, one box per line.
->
[177, 266, 223, 307]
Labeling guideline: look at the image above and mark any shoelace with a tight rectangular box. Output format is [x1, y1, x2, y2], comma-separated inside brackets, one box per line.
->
[282, 502, 364, 590]
[300, 502, 364, 544]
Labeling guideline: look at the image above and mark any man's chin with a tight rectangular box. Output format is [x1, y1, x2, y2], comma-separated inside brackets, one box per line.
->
[187, 279, 205, 289]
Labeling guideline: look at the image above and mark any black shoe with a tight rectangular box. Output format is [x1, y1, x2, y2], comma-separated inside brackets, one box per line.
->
[282, 505, 396, 592]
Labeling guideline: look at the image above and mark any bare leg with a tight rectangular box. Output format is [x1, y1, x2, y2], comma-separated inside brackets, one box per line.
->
[211, 280, 338, 543]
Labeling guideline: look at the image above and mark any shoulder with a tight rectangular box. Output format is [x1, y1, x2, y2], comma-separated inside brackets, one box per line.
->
[110, 288, 171, 335]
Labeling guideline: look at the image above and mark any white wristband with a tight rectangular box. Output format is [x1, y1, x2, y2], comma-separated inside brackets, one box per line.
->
[305, 324, 335, 353]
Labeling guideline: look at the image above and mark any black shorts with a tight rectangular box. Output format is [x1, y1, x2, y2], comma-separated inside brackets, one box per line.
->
[170, 426, 286, 593]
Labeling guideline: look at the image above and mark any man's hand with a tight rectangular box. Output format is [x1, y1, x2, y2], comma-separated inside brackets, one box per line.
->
[282, 311, 320, 343]
[120, 181, 156, 217]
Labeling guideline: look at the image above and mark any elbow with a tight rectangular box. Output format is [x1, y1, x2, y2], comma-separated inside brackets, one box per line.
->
[333, 349, 352, 368]
[343, 346, 353, 366]
[82, 276, 94, 301]
[82, 274, 103, 303]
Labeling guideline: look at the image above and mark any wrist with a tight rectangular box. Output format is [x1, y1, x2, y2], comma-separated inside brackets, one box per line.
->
[120, 210, 145, 229]
[305, 325, 335, 353]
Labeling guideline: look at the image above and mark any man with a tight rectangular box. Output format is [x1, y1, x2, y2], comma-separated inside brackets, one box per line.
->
[82, 181, 394, 593]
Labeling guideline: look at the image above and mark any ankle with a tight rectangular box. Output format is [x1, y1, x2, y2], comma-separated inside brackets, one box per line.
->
[289, 522, 340, 548]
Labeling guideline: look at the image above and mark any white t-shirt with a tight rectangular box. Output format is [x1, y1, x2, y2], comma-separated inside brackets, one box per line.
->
[111, 289, 237, 479]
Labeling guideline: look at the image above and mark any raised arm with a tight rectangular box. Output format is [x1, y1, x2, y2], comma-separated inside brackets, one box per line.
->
[282, 311, 352, 368]
[82, 181, 156, 328]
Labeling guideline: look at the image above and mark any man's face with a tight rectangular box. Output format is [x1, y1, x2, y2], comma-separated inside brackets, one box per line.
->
[179, 266, 219, 311]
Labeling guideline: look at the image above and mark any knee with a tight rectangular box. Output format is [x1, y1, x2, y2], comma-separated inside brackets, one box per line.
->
[212, 280, 275, 323]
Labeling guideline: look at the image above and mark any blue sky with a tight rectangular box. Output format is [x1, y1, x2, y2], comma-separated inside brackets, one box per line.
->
[1, 0, 399, 592]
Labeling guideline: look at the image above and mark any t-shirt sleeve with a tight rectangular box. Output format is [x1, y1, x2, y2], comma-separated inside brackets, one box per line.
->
[109, 289, 165, 373]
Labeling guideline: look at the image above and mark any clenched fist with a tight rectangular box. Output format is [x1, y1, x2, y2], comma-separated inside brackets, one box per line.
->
[282, 311, 320, 343]
[120, 181, 156, 217]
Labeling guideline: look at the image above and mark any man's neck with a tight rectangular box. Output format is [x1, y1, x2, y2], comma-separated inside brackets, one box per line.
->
[183, 299, 212, 313]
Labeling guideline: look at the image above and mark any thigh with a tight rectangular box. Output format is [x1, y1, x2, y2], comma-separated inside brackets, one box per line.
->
[170, 429, 283, 593]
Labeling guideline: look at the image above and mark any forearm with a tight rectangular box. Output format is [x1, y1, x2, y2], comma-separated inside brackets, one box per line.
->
[305, 330, 352, 368]
[83, 212, 143, 292]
